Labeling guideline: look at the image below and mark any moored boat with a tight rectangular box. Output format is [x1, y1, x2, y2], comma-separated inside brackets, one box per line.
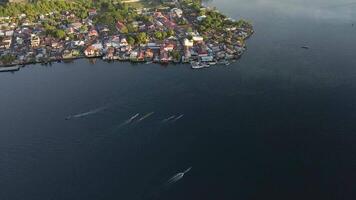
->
[191, 62, 209, 69]
[0, 66, 20, 72]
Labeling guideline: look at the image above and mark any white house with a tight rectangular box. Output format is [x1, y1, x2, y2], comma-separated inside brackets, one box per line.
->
[192, 36, 204, 42]
[171, 8, 183, 18]
[130, 51, 138, 59]
[120, 38, 128, 46]
[5, 30, 14, 36]
[184, 38, 194, 47]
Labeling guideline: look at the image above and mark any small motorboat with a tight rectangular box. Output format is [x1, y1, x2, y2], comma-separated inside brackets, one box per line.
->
[0, 66, 20, 72]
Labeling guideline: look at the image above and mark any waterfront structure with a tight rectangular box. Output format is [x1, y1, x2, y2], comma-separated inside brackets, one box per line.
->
[0, 36, 11, 48]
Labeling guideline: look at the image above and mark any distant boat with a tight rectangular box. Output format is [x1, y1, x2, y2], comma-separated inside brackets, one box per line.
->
[208, 62, 217, 66]
[301, 46, 310, 49]
[166, 167, 192, 185]
[191, 62, 209, 69]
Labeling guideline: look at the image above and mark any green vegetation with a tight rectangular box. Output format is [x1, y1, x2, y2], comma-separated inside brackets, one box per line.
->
[0, 54, 16, 65]
[169, 50, 181, 61]
[127, 36, 135, 45]
[136, 32, 148, 44]
[44, 24, 67, 39]
[154, 31, 166, 40]
[153, 30, 174, 41]
[0, 0, 151, 37]
[0, 0, 93, 20]
[181, 0, 201, 11]
[197, 9, 252, 36]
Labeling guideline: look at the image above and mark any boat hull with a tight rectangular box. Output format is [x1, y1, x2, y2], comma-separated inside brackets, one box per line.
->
[0, 66, 20, 72]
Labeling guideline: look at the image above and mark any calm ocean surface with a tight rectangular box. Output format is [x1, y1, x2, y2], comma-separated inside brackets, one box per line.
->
[1, 0, 356, 199]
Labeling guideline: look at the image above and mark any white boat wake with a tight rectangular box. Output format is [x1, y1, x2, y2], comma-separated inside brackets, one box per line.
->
[166, 167, 192, 185]
[138, 112, 155, 122]
[65, 107, 107, 120]
[161, 114, 184, 123]
[173, 114, 184, 122]
[161, 115, 176, 123]
[118, 113, 140, 127]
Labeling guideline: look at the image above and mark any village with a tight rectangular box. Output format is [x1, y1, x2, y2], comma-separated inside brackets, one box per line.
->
[0, 0, 253, 71]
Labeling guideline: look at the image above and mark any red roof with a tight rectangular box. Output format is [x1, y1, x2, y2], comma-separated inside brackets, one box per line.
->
[116, 21, 125, 30]
[154, 12, 163, 18]
[85, 45, 96, 51]
[89, 29, 98, 36]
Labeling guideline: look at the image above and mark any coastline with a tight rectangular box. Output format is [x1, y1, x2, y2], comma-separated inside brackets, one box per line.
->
[0, 0, 254, 72]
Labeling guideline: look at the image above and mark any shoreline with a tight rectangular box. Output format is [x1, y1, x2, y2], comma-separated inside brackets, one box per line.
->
[0, 51, 245, 71]
[0, 0, 254, 72]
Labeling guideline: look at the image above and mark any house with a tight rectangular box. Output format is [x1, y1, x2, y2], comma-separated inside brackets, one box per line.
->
[193, 36, 204, 42]
[105, 40, 119, 48]
[30, 34, 40, 47]
[171, 8, 183, 18]
[160, 16, 176, 29]
[88, 29, 99, 37]
[147, 43, 160, 49]
[201, 56, 214, 62]
[145, 48, 154, 59]
[104, 47, 115, 59]
[154, 12, 163, 18]
[0, 36, 12, 49]
[5, 30, 14, 36]
[155, 21, 163, 27]
[112, 35, 121, 43]
[116, 21, 127, 33]
[99, 27, 110, 33]
[73, 40, 85, 46]
[184, 38, 194, 47]
[137, 51, 145, 61]
[92, 42, 103, 50]
[62, 50, 74, 59]
[120, 46, 129, 53]
[120, 38, 128, 46]
[105, 35, 121, 48]
[130, 50, 138, 60]
[160, 51, 170, 63]
[51, 42, 60, 48]
[70, 22, 83, 30]
[163, 43, 175, 51]
[84, 45, 101, 57]
[168, 36, 177, 40]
